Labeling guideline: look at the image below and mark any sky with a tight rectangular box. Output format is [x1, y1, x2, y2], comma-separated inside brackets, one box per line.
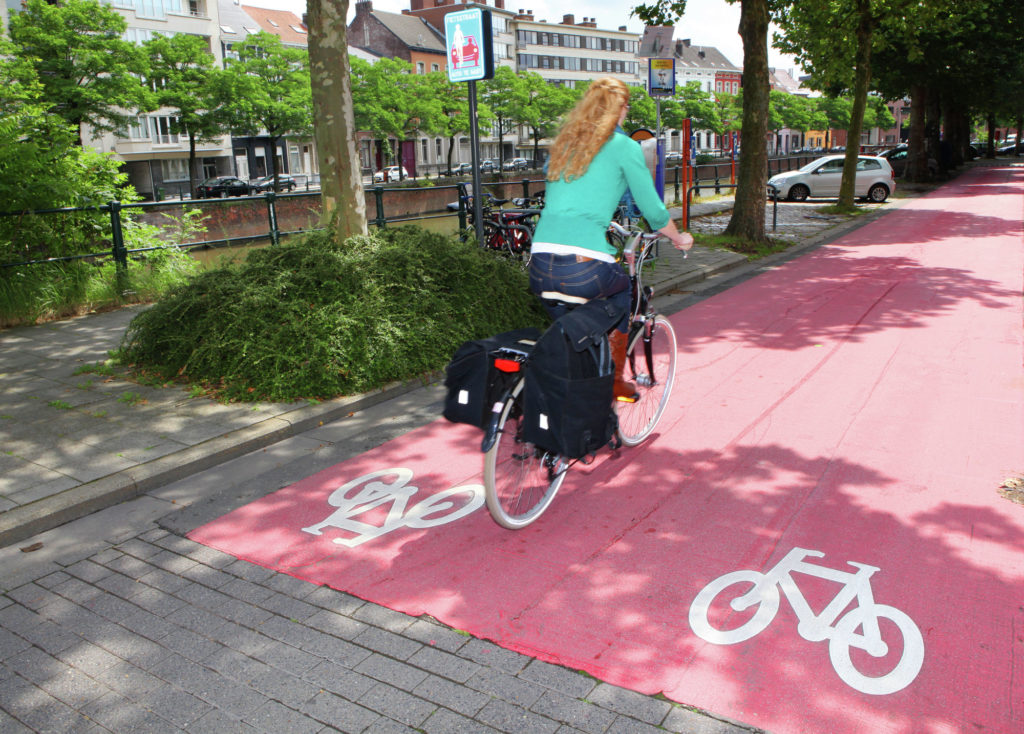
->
[244, 0, 801, 73]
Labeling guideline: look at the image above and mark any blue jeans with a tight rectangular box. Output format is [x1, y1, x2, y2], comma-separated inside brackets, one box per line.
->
[528, 253, 631, 333]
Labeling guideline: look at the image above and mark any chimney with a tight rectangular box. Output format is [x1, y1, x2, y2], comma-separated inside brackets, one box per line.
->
[494, 0, 504, 8]
[561, 13, 574, 24]
[618, 25, 627, 31]
[355, 0, 372, 14]
[579, 17, 596, 27]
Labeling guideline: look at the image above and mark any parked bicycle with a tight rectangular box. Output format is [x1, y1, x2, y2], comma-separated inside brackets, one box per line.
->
[479, 221, 680, 529]
[449, 191, 543, 268]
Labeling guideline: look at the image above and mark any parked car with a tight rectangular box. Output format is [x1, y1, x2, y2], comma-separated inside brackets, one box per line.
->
[479, 159, 499, 173]
[452, 162, 473, 175]
[250, 174, 297, 192]
[502, 157, 529, 171]
[373, 165, 409, 183]
[767, 154, 895, 202]
[997, 140, 1020, 155]
[196, 176, 251, 198]
[665, 151, 683, 165]
[879, 145, 938, 177]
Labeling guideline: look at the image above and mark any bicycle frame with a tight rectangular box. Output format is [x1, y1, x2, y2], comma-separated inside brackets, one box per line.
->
[734, 548, 888, 656]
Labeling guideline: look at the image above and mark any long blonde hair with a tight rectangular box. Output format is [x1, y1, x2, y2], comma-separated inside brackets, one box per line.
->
[546, 77, 629, 182]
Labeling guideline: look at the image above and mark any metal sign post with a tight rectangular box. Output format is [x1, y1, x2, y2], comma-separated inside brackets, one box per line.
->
[445, 8, 493, 246]
[648, 58, 675, 202]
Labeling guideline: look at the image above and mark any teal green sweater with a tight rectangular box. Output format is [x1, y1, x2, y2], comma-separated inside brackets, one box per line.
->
[532, 131, 670, 258]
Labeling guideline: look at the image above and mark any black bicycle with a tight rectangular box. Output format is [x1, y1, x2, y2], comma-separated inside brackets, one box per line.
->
[480, 221, 680, 528]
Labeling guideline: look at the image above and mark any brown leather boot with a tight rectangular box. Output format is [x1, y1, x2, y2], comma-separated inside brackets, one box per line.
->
[608, 330, 638, 402]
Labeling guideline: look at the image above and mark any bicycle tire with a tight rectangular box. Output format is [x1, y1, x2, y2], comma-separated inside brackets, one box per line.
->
[483, 377, 568, 529]
[504, 223, 532, 269]
[616, 314, 677, 446]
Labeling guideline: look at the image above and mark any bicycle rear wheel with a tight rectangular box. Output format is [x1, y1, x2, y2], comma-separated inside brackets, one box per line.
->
[616, 314, 677, 446]
[483, 377, 568, 529]
[503, 223, 532, 270]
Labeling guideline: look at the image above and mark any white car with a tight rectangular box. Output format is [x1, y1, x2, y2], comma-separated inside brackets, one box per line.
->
[768, 154, 895, 202]
[373, 165, 409, 183]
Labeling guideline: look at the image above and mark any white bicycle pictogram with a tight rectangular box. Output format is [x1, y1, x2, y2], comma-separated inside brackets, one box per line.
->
[301, 468, 484, 547]
[688, 547, 924, 695]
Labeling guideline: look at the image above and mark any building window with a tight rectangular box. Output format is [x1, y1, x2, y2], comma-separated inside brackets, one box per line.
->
[162, 158, 189, 181]
[432, 63, 439, 72]
[436, 138, 442, 157]
[117, 116, 150, 141]
[421, 139, 428, 161]
[417, 61, 425, 74]
[289, 144, 301, 172]
[151, 116, 180, 144]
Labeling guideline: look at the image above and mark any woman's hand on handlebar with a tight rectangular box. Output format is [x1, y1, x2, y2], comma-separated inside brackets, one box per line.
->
[656, 219, 694, 253]
[669, 231, 694, 252]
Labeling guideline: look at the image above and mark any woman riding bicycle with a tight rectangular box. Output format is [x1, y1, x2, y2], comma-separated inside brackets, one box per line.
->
[528, 77, 693, 400]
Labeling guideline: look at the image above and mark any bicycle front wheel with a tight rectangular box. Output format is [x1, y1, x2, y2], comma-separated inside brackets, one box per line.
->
[617, 314, 677, 446]
[483, 378, 568, 529]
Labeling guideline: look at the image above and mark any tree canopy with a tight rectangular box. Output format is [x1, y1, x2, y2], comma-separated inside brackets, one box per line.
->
[7, 0, 151, 146]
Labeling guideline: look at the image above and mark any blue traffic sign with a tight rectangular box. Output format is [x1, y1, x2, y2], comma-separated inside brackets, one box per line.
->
[445, 9, 494, 83]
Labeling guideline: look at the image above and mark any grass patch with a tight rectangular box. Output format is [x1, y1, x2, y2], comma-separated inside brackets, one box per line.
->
[817, 203, 866, 216]
[47, 400, 72, 410]
[117, 391, 146, 406]
[73, 362, 117, 377]
[692, 232, 795, 259]
[114, 225, 549, 402]
[0, 247, 198, 329]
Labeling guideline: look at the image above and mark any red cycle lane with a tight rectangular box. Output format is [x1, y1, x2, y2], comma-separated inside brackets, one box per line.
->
[191, 164, 1024, 734]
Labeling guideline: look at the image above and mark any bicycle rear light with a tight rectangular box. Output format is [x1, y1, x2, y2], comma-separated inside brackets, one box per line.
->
[494, 358, 521, 373]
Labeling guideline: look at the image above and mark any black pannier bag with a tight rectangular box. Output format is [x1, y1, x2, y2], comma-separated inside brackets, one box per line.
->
[522, 299, 623, 459]
[443, 327, 542, 428]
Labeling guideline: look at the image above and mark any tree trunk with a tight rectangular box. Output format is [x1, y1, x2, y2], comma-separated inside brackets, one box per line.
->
[906, 84, 928, 181]
[447, 136, 455, 173]
[307, 0, 367, 239]
[723, 0, 769, 244]
[838, 0, 872, 209]
[1015, 116, 1023, 156]
[924, 88, 941, 179]
[985, 114, 996, 158]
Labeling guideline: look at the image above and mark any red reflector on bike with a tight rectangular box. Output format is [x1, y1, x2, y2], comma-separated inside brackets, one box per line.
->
[494, 358, 521, 373]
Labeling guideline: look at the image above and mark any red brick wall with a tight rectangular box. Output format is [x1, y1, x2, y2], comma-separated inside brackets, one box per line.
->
[134, 177, 542, 245]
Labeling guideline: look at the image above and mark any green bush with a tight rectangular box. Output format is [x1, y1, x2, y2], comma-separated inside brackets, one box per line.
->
[115, 225, 549, 402]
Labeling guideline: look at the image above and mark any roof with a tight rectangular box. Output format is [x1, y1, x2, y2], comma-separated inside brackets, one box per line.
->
[769, 67, 804, 93]
[216, 0, 260, 44]
[241, 4, 309, 47]
[673, 42, 740, 72]
[369, 9, 445, 53]
[350, 46, 382, 63]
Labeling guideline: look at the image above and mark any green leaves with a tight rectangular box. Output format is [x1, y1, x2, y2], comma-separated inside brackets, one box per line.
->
[221, 31, 312, 141]
[116, 227, 548, 401]
[7, 0, 150, 143]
